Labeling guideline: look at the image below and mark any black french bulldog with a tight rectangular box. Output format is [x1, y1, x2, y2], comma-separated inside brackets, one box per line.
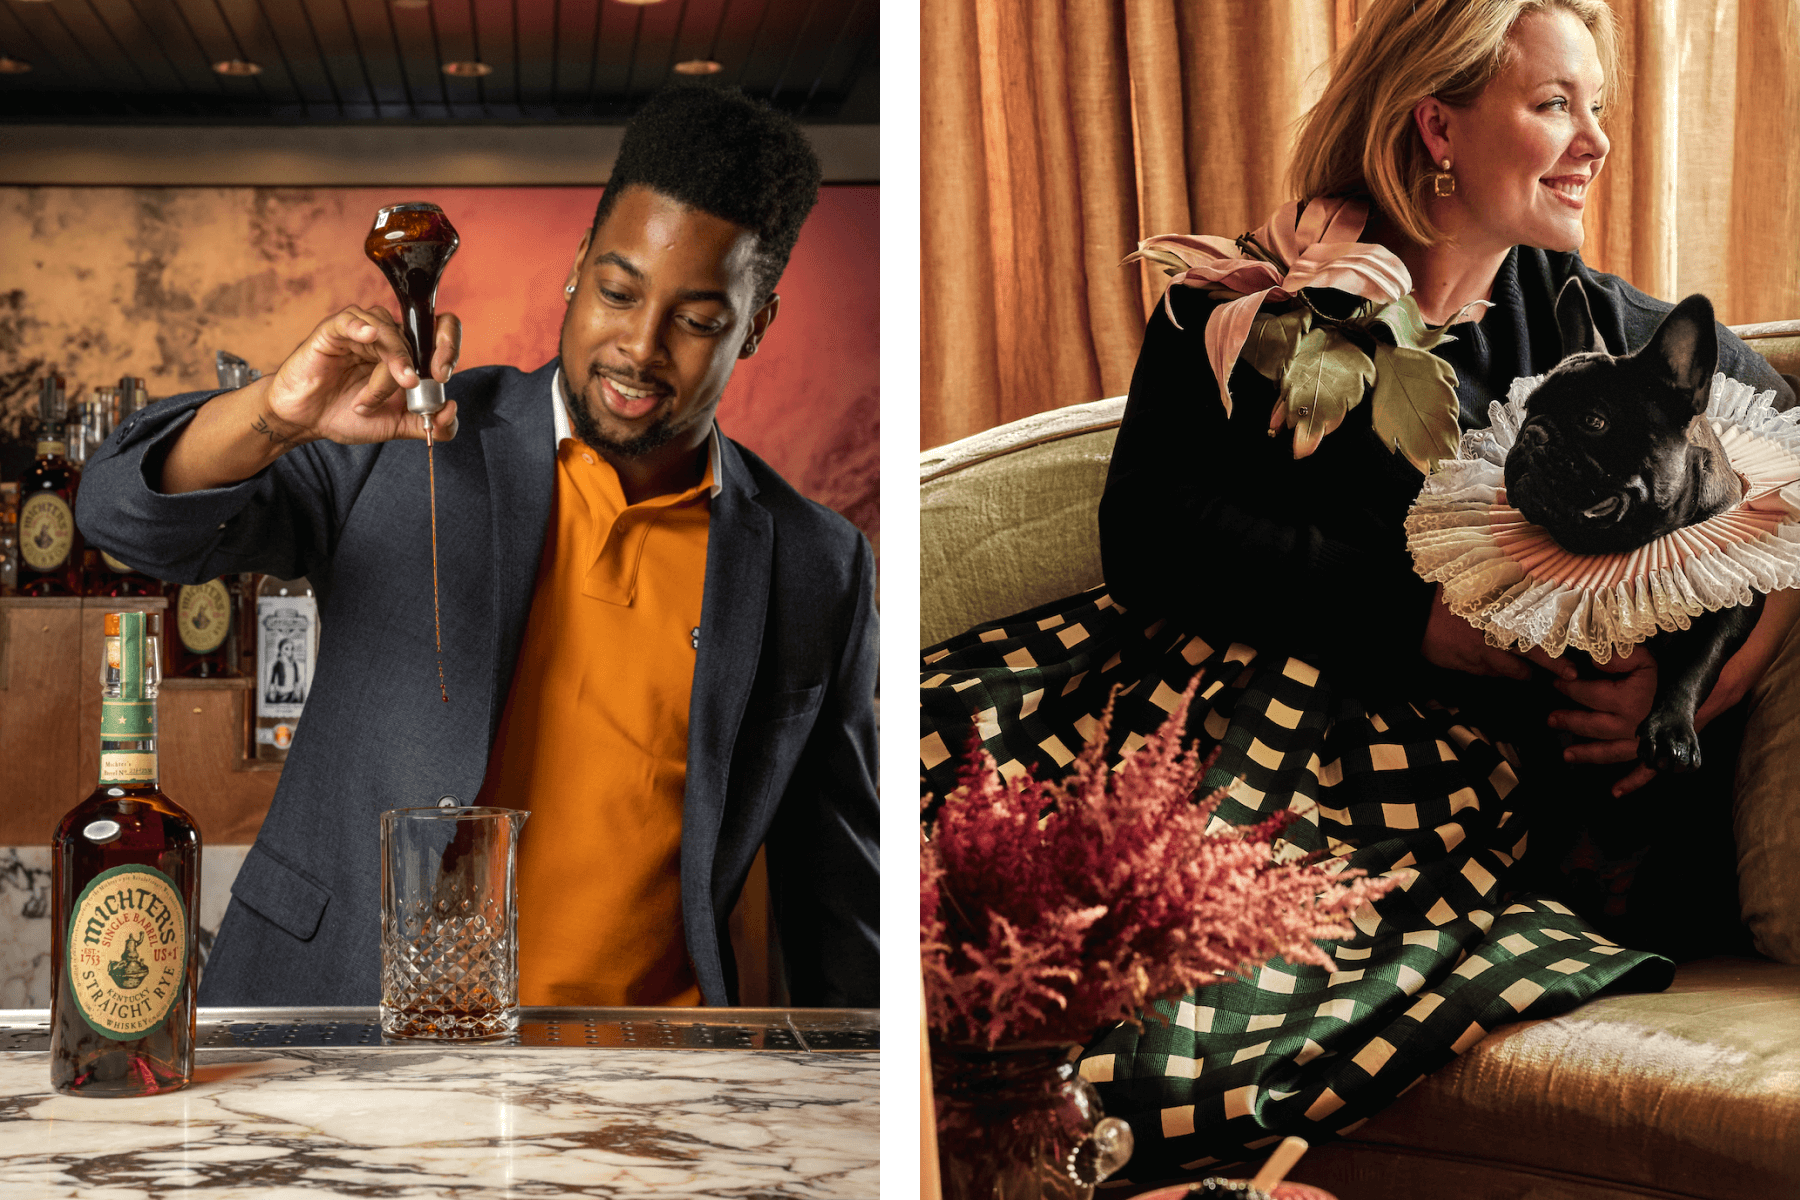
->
[1503, 278, 1762, 774]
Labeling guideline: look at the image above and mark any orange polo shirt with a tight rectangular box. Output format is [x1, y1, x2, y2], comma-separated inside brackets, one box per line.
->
[475, 423, 714, 1007]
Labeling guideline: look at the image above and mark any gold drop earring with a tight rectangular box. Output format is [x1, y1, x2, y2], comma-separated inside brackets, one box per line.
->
[1432, 157, 1456, 197]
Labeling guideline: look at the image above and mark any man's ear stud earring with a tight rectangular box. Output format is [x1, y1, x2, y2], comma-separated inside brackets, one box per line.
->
[565, 283, 576, 299]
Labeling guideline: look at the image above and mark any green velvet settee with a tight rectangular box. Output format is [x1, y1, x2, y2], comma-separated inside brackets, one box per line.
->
[919, 321, 1800, 1200]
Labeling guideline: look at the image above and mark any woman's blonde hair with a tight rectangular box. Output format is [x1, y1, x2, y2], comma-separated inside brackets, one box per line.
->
[1288, 0, 1619, 246]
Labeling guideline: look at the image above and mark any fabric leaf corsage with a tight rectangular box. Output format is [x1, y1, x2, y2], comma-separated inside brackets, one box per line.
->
[1124, 197, 1488, 474]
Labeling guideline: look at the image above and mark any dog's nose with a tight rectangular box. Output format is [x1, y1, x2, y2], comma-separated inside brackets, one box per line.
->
[1517, 423, 1549, 450]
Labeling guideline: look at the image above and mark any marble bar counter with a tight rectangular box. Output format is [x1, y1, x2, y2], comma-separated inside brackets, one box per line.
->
[0, 1007, 881, 1198]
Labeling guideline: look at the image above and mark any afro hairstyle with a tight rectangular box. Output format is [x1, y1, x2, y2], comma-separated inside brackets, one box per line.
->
[592, 84, 822, 306]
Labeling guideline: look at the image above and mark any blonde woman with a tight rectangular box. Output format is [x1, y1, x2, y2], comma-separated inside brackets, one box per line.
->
[920, 0, 1796, 1177]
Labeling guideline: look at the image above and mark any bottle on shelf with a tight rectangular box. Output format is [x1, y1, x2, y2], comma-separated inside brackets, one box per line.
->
[63, 396, 93, 469]
[0, 481, 18, 596]
[19, 372, 84, 597]
[51, 610, 201, 1097]
[168, 576, 243, 678]
[253, 575, 318, 760]
[214, 351, 261, 390]
[118, 376, 150, 421]
[92, 549, 164, 599]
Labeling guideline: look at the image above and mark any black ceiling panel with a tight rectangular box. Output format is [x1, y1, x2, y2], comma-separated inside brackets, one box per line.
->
[0, 0, 876, 123]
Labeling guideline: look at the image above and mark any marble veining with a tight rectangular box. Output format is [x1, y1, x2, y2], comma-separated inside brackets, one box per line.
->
[0, 845, 247, 1009]
[0, 1046, 880, 1197]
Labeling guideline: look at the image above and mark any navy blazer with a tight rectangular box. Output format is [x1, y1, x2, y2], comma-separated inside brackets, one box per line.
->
[76, 360, 880, 1008]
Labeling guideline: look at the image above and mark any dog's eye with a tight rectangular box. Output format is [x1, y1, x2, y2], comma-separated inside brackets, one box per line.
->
[1581, 412, 1608, 433]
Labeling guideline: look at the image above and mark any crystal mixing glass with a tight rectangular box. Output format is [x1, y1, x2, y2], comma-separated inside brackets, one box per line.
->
[380, 805, 528, 1040]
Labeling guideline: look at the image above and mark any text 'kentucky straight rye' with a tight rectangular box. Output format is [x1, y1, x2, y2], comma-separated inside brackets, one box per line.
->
[51, 611, 202, 1096]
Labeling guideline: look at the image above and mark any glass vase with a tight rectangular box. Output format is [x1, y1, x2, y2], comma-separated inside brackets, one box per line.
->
[931, 1041, 1135, 1200]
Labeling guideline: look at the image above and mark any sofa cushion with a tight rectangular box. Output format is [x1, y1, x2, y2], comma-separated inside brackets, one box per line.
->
[919, 398, 1123, 647]
[1735, 612, 1800, 964]
[1292, 958, 1800, 1199]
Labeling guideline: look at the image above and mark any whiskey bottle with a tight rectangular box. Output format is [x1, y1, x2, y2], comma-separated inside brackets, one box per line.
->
[92, 551, 164, 599]
[0, 481, 18, 596]
[51, 611, 201, 1097]
[169, 578, 240, 677]
[253, 575, 319, 760]
[19, 385, 83, 596]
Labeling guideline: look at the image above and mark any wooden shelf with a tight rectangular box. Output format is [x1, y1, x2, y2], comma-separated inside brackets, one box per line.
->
[0, 597, 278, 843]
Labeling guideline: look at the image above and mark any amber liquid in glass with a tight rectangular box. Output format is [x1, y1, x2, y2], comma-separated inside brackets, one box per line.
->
[51, 614, 201, 1097]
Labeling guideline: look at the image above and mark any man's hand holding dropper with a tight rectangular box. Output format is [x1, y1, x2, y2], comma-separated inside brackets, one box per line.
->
[159, 305, 461, 496]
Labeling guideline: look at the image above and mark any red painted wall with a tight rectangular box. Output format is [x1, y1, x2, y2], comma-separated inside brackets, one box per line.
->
[0, 184, 878, 550]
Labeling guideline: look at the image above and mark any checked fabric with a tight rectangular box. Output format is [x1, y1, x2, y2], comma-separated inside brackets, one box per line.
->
[920, 586, 1673, 1181]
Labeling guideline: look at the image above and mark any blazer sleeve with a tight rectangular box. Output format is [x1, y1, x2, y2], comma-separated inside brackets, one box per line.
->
[764, 530, 880, 1008]
[75, 388, 372, 586]
[1098, 287, 1438, 684]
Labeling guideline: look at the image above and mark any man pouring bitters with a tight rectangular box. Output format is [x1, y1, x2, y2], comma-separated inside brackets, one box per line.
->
[77, 85, 879, 1010]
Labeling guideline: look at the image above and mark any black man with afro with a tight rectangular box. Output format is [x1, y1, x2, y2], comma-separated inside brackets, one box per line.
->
[77, 84, 880, 1011]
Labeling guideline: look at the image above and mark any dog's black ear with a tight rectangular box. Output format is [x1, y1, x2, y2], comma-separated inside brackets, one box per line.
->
[1554, 277, 1604, 358]
[1644, 293, 1719, 412]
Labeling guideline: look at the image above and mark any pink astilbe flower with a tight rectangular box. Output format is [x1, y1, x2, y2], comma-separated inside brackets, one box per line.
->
[922, 677, 1398, 1048]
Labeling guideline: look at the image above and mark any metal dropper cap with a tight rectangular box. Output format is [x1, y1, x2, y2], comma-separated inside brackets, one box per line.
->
[406, 377, 446, 416]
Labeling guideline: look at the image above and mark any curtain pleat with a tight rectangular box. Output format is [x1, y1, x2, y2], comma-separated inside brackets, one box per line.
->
[1068, 0, 1143, 401]
[921, 0, 1800, 449]
[920, 0, 1001, 447]
[1729, 0, 1800, 326]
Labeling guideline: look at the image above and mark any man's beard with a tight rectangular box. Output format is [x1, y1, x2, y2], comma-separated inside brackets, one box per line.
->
[560, 368, 678, 458]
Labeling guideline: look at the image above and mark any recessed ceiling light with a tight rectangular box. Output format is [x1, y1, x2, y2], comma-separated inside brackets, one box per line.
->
[391, 0, 430, 8]
[673, 59, 722, 75]
[0, 57, 30, 74]
[612, 0, 668, 6]
[441, 61, 493, 78]
[212, 60, 262, 76]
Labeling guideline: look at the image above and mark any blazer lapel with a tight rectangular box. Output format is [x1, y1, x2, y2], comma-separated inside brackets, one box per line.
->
[479, 360, 559, 747]
[683, 433, 770, 997]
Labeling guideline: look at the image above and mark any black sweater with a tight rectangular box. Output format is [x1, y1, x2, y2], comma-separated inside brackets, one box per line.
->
[1098, 247, 1793, 691]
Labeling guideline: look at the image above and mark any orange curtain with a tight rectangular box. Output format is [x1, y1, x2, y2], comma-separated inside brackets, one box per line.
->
[922, 0, 1800, 450]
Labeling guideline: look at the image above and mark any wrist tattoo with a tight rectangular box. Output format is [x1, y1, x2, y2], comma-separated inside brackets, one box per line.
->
[250, 413, 306, 450]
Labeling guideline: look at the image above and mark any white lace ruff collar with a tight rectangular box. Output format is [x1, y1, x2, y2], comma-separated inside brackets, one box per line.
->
[1406, 373, 1800, 663]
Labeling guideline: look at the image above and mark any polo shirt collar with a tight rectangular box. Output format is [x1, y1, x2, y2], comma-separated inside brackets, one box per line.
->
[550, 365, 723, 499]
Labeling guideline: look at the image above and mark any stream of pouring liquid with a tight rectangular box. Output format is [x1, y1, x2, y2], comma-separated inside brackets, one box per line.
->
[425, 414, 448, 703]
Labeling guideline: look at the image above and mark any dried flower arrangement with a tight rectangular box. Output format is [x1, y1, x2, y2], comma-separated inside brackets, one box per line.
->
[922, 680, 1398, 1049]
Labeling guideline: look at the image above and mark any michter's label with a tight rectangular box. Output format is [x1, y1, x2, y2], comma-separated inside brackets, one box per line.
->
[67, 864, 187, 1040]
[19, 492, 73, 571]
[177, 580, 231, 654]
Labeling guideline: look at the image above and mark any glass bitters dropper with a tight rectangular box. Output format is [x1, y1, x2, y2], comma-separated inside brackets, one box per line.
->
[365, 202, 459, 702]
[364, 203, 460, 444]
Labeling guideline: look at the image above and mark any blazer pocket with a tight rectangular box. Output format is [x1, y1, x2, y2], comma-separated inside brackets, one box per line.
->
[231, 843, 331, 942]
[750, 683, 825, 723]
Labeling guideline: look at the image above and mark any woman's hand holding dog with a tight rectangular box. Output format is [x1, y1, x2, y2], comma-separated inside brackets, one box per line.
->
[1421, 586, 1574, 682]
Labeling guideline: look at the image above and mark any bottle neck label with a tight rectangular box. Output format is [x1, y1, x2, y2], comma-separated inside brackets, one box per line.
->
[99, 751, 157, 786]
[66, 864, 188, 1041]
[19, 492, 73, 571]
